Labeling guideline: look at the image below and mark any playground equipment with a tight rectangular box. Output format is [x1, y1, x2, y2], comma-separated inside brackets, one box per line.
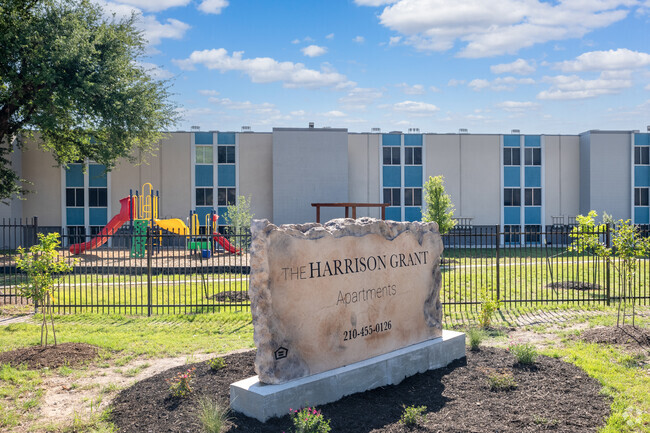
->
[69, 182, 240, 256]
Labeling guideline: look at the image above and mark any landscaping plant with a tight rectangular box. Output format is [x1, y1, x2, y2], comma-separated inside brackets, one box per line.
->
[223, 195, 254, 246]
[478, 288, 501, 329]
[166, 367, 196, 398]
[14, 232, 75, 346]
[289, 407, 331, 433]
[467, 328, 484, 351]
[509, 343, 538, 365]
[399, 404, 427, 427]
[484, 368, 518, 391]
[421, 175, 457, 234]
[198, 396, 229, 433]
[207, 357, 226, 371]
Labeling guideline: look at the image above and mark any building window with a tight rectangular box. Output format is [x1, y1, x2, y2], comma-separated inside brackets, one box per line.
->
[635, 187, 649, 206]
[196, 146, 213, 164]
[67, 226, 86, 245]
[88, 188, 107, 207]
[524, 188, 541, 206]
[217, 187, 236, 206]
[404, 188, 422, 206]
[525, 225, 541, 243]
[383, 188, 400, 206]
[504, 225, 520, 243]
[196, 188, 213, 206]
[404, 147, 422, 165]
[525, 148, 541, 166]
[218, 145, 235, 164]
[635, 146, 649, 165]
[503, 148, 520, 166]
[382, 147, 400, 165]
[504, 188, 521, 206]
[66, 188, 84, 207]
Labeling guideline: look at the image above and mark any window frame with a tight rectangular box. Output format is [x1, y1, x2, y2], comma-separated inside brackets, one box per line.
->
[217, 187, 236, 206]
[217, 145, 236, 164]
[503, 148, 521, 166]
[524, 148, 541, 166]
[635, 187, 649, 206]
[404, 188, 422, 206]
[383, 188, 401, 206]
[404, 147, 422, 165]
[635, 146, 649, 165]
[504, 188, 521, 206]
[524, 188, 542, 206]
[196, 187, 214, 206]
[196, 145, 214, 164]
[382, 147, 400, 165]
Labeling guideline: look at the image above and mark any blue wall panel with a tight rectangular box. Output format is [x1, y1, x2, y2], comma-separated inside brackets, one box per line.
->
[404, 207, 421, 222]
[504, 207, 520, 225]
[382, 134, 401, 147]
[217, 207, 229, 222]
[504, 135, 520, 147]
[635, 166, 650, 187]
[195, 165, 213, 187]
[66, 165, 84, 187]
[525, 207, 541, 225]
[66, 208, 84, 225]
[524, 135, 541, 147]
[89, 208, 107, 226]
[404, 166, 422, 187]
[525, 167, 541, 187]
[382, 166, 401, 187]
[89, 164, 107, 187]
[195, 132, 213, 145]
[404, 134, 422, 146]
[635, 133, 649, 146]
[217, 132, 236, 144]
[195, 206, 213, 223]
[218, 165, 236, 187]
[635, 207, 649, 224]
[504, 167, 520, 187]
[385, 207, 401, 221]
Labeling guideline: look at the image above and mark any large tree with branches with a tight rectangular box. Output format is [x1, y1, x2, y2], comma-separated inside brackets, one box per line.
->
[0, 0, 178, 201]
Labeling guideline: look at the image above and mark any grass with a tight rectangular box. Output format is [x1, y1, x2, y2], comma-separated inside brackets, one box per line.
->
[198, 396, 230, 433]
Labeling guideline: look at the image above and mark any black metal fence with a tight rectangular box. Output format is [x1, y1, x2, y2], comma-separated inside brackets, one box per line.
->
[2, 219, 648, 315]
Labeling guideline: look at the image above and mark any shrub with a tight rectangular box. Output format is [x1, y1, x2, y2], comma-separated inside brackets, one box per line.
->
[198, 396, 229, 433]
[289, 407, 331, 433]
[467, 328, 483, 351]
[485, 368, 517, 391]
[166, 367, 196, 398]
[509, 343, 538, 365]
[478, 289, 501, 329]
[399, 405, 427, 427]
[207, 357, 226, 371]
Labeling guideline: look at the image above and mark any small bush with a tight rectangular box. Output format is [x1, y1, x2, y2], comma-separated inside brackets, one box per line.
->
[289, 407, 331, 433]
[509, 343, 538, 365]
[207, 357, 226, 371]
[466, 328, 483, 351]
[166, 367, 196, 398]
[399, 405, 427, 427]
[485, 369, 517, 391]
[478, 289, 501, 329]
[198, 396, 229, 433]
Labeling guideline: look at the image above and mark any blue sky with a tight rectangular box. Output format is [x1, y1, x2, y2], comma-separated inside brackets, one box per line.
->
[99, 0, 650, 134]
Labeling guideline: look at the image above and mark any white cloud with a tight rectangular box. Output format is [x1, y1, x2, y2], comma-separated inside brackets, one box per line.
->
[468, 79, 490, 91]
[376, 0, 636, 57]
[555, 48, 650, 72]
[491, 58, 535, 75]
[429, 85, 440, 92]
[397, 83, 425, 94]
[646, 84, 650, 90]
[326, 33, 335, 39]
[137, 62, 174, 79]
[389, 36, 402, 46]
[338, 87, 383, 110]
[209, 97, 278, 115]
[353, 36, 365, 43]
[173, 48, 353, 89]
[198, 89, 220, 96]
[111, 0, 189, 12]
[496, 101, 540, 112]
[447, 79, 465, 86]
[197, 0, 229, 14]
[301, 45, 328, 57]
[291, 110, 306, 116]
[140, 16, 190, 45]
[291, 39, 301, 44]
[469, 76, 535, 91]
[537, 72, 632, 100]
[393, 100, 439, 115]
[354, 0, 398, 5]
[323, 110, 347, 117]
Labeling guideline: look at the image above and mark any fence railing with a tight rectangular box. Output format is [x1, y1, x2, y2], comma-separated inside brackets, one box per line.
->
[2, 220, 648, 314]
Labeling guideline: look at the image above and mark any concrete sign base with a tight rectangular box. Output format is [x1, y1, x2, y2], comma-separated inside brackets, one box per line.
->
[230, 330, 465, 422]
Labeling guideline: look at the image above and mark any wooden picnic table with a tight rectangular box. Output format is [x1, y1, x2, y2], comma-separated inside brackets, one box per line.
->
[311, 202, 390, 223]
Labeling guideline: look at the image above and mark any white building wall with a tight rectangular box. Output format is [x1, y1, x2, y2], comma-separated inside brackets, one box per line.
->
[239, 132, 273, 221]
[348, 133, 381, 218]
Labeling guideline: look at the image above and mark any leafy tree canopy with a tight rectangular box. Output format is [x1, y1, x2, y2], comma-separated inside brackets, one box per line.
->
[0, 0, 178, 201]
[422, 175, 456, 234]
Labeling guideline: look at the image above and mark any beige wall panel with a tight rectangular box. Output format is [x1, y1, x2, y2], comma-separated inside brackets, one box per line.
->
[559, 136, 581, 221]
[21, 138, 62, 226]
[458, 135, 500, 225]
[348, 134, 381, 218]
[239, 133, 273, 221]
[111, 157, 140, 214]
[544, 136, 561, 224]
[424, 135, 461, 216]
[159, 133, 191, 219]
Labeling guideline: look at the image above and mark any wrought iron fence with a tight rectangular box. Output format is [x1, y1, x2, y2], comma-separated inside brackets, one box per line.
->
[2, 219, 649, 315]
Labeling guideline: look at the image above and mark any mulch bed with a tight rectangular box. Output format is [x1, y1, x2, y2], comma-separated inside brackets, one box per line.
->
[111, 347, 610, 433]
[0, 342, 98, 369]
[581, 325, 650, 348]
[546, 281, 602, 291]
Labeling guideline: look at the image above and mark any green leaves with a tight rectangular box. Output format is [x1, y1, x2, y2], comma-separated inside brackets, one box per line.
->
[422, 175, 457, 234]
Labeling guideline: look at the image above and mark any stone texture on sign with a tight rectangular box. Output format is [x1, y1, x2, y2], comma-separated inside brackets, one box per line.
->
[249, 217, 443, 384]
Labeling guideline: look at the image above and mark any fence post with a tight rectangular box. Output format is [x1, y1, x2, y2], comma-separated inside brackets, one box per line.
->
[495, 225, 500, 303]
[32, 216, 38, 246]
[147, 226, 153, 316]
[605, 223, 611, 306]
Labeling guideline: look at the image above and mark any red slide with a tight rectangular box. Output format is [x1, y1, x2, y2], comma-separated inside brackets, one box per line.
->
[69, 197, 132, 255]
[213, 234, 241, 254]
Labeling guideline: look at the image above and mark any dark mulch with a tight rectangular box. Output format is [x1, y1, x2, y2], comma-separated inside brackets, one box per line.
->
[111, 347, 610, 433]
[546, 281, 602, 291]
[0, 342, 98, 369]
[581, 325, 650, 348]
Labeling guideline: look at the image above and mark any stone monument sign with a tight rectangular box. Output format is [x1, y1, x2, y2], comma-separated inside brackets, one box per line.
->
[249, 217, 444, 384]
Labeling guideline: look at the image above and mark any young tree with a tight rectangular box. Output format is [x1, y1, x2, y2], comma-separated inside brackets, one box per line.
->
[0, 0, 178, 201]
[569, 210, 650, 327]
[421, 175, 457, 234]
[15, 233, 75, 346]
[223, 196, 254, 246]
